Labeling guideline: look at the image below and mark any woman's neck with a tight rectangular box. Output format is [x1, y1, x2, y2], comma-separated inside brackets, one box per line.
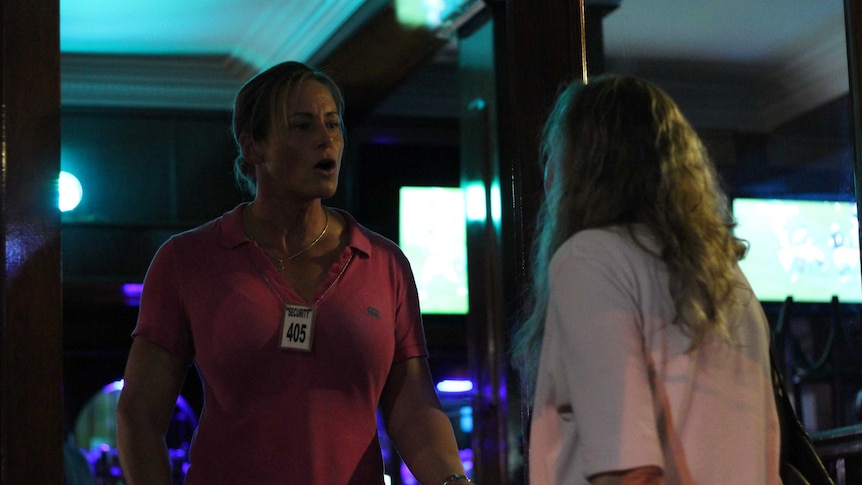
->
[243, 200, 329, 256]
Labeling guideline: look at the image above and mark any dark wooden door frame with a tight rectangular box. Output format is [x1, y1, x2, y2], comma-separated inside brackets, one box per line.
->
[0, 0, 63, 484]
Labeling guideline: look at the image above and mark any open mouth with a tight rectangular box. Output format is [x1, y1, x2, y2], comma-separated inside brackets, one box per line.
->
[315, 158, 337, 171]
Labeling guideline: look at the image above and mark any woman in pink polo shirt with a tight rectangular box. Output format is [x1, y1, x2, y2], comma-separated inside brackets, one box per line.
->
[512, 76, 781, 484]
[116, 61, 470, 485]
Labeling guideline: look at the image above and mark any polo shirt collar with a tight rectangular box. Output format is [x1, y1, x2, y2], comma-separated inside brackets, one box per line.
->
[218, 203, 371, 257]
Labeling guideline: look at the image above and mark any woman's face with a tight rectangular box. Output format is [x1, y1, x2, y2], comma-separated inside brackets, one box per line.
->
[251, 79, 344, 202]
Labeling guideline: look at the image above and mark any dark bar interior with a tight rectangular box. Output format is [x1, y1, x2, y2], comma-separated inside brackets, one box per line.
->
[4, 0, 862, 483]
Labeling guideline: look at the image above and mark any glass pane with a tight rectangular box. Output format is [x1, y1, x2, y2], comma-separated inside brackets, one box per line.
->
[601, 0, 854, 307]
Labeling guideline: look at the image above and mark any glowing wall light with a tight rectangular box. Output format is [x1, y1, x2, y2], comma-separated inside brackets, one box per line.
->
[122, 283, 144, 306]
[436, 379, 474, 394]
[464, 181, 501, 227]
[459, 405, 473, 433]
[464, 182, 486, 222]
[489, 180, 502, 225]
[58, 170, 83, 212]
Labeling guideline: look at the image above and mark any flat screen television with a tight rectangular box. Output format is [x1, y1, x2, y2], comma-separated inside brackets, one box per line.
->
[732, 197, 861, 303]
[398, 186, 469, 315]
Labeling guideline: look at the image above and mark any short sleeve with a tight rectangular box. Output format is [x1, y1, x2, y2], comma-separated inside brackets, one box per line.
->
[546, 236, 664, 478]
[133, 238, 194, 363]
[391, 249, 428, 363]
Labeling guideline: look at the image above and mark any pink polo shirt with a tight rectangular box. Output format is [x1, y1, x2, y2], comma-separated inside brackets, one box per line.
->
[133, 204, 428, 484]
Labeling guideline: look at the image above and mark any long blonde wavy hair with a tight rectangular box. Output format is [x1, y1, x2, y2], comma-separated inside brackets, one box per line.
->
[511, 76, 747, 399]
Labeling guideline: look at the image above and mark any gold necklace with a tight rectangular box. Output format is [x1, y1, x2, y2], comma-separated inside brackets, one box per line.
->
[267, 209, 329, 270]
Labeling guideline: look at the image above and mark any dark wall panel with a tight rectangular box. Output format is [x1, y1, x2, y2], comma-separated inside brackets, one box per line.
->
[61, 109, 241, 283]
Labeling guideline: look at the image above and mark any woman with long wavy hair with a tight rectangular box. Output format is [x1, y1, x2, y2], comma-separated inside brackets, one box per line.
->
[511, 76, 780, 484]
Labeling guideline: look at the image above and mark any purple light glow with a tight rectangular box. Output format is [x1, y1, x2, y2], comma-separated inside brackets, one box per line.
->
[102, 379, 124, 393]
[370, 134, 399, 145]
[122, 283, 143, 306]
[122, 283, 143, 298]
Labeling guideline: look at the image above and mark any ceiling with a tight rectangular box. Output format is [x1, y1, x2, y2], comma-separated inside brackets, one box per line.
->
[60, 0, 373, 62]
[602, 0, 849, 131]
[60, 0, 850, 131]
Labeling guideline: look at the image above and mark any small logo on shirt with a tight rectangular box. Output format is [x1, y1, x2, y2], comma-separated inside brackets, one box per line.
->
[366, 306, 381, 319]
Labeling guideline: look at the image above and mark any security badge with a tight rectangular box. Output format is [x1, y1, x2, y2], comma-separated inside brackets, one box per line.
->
[280, 304, 316, 351]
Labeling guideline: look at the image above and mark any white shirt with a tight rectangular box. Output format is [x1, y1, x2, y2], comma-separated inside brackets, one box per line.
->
[529, 226, 780, 484]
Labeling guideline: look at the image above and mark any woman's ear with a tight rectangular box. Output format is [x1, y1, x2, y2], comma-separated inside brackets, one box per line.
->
[238, 133, 260, 165]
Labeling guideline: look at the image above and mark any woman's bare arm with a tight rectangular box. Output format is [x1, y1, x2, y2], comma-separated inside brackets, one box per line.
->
[380, 357, 469, 485]
[116, 336, 188, 485]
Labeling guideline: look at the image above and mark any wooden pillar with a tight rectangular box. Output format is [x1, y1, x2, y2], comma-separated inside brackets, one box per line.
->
[0, 0, 63, 483]
[502, 0, 586, 243]
[502, 0, 587, 481]
[459, 0, 586, 483]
